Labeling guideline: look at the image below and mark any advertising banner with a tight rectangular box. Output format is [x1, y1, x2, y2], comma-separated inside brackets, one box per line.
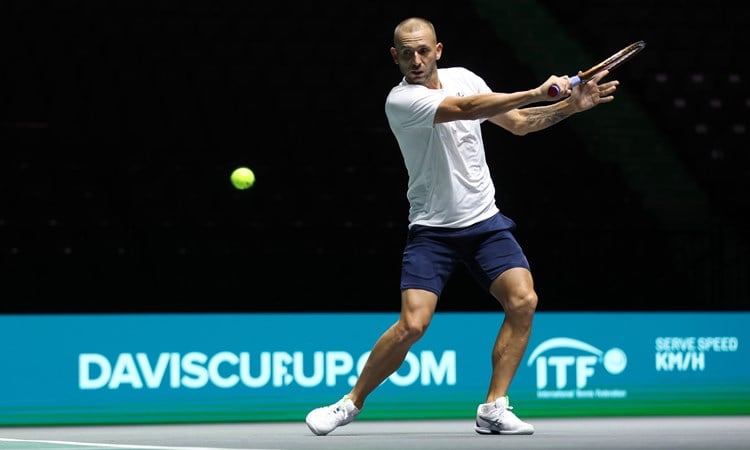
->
[0, 312, 747, 425]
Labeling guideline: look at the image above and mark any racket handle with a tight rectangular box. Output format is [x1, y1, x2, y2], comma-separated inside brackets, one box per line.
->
[547, 75, 581, 98]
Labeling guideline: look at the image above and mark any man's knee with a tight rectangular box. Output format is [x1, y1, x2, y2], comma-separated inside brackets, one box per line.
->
[396, 316, 430, 342]
[506, 289, 537, 319]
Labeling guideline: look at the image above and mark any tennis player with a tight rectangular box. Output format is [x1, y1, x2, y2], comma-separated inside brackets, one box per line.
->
[306, 17, 618, 436]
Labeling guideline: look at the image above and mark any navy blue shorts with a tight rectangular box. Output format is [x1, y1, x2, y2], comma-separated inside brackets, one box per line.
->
[400, 212, 530, 297]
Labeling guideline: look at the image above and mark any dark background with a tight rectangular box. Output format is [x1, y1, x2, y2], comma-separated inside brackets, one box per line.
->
[2, 0, 748, 313]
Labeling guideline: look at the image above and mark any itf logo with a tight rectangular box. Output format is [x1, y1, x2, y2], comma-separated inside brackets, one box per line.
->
[527, 337, 628, 399]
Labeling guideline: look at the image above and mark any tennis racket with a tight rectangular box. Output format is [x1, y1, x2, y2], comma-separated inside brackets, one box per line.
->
[548, 40, 646, 98]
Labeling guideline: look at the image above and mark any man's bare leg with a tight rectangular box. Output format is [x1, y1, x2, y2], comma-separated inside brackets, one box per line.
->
[347, 289, 438, 409]
[484, 267, 538, 402]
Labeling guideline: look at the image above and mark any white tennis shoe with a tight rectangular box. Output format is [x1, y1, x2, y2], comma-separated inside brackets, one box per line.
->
[474, 395, 535, 435]
[305, 395, 360, 436]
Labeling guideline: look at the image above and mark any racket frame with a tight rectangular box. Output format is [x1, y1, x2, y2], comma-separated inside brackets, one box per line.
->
[548, 40, 646, 97]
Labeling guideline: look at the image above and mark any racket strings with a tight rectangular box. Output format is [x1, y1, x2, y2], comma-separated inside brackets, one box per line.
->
[606, 44, 646, 71]
[584, 41, 646, 81]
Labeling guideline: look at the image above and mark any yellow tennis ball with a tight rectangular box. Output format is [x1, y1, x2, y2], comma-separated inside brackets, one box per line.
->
[230, 167, 255, 190]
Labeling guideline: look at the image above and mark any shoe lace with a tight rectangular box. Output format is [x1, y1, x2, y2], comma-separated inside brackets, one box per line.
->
[482, 401, 515, 425]
[328, 397, 351, 418]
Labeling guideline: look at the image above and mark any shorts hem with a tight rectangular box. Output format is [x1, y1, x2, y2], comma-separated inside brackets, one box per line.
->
[400, 285, 442, 298]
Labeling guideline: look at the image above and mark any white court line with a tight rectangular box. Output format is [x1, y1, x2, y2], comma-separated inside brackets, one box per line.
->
[0, 438, 285, 450]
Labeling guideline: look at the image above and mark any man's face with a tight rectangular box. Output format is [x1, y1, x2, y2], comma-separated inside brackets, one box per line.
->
[391, 29, 442, 87]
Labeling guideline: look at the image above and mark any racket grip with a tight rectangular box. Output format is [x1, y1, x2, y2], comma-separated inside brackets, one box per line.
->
[547, 75, 582, 98]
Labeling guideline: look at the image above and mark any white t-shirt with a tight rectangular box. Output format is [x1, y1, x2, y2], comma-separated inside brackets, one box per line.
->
[385, 67, 500, 228]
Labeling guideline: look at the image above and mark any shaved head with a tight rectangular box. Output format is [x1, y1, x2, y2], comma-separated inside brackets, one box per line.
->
[393, 17, 436, 47]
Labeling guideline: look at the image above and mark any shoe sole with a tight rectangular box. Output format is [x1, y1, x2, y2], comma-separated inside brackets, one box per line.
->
[475, 425, 534, 435]
[306, 419, 331, 436]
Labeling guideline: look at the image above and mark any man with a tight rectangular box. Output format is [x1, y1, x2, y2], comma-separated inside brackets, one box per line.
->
[305, 17, 618, 436]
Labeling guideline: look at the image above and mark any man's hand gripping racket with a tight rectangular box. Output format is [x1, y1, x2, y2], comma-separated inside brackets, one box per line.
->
[549, 40, 646, 98]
